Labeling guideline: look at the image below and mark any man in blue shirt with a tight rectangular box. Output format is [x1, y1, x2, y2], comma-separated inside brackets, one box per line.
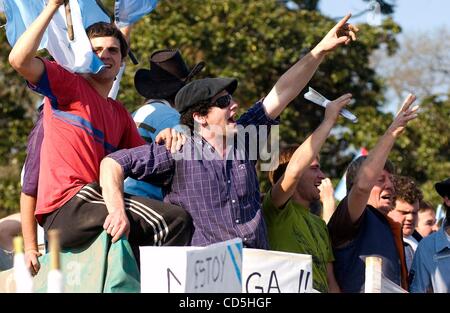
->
[409, 178, 450, 293]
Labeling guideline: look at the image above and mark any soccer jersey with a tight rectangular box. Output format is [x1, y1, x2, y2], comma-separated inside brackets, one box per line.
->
[30, 59, 145, 222]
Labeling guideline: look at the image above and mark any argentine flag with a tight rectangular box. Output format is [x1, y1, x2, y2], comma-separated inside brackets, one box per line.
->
[1, 0, 110, 73]
[334, 147, 368, 201]
[114, 0, 159, 28]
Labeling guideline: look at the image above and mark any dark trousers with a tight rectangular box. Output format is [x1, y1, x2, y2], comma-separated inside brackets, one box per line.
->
[42, 183, 193, 263]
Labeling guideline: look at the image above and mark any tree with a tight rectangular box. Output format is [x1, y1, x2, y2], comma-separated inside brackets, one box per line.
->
[0, 15, 39, 217]
[2, 0, 446, 215]
[371, 28, 450, 106]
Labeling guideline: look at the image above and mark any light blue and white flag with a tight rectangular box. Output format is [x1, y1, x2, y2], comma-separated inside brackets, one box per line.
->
[114, 0, 159, 28]
[334, 147, 368, 201]
[435, 204, 446, 226]
[2, 0, 109, 73]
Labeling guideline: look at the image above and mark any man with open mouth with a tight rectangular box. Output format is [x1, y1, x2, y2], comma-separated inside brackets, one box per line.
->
[328, 94, 419, 293]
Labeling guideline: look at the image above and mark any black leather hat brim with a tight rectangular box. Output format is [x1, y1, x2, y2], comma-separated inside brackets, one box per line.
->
[435, 179, 450, 198]
[134, 68, 185, 100]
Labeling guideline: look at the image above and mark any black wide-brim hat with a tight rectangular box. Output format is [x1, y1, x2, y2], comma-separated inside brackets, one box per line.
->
[435, 178, 450, 198]
[134, 49, 205, 100]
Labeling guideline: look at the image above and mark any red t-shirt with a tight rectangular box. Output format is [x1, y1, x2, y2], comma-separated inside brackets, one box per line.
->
[31, 60, 145, 221]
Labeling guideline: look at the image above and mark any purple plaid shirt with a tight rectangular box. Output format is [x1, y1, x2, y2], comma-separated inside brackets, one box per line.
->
[108, 101, 279, 248]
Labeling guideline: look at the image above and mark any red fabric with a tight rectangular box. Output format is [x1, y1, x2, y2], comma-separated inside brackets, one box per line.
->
[35, 60, 144, 221]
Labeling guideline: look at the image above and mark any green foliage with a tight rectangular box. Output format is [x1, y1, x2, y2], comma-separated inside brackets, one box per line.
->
[0, 15, 38, 216]
[0, 0, 447, 215]
[391, 95, 450, 205]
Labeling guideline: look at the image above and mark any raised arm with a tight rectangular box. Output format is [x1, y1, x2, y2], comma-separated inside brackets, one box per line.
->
[270, 94, 352, 208]
[347, 94, 418, 222]
[263, 14, 358, 119]
[8, 0, 64, 85]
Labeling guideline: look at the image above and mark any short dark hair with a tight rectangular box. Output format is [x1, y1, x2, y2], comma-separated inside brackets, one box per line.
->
[85, 22, 128, 60]
[418, 200, 434, 213]
[394, 175, 423, 205]
[179, 101, 211, 131]
[345, 155, 395, 192]
[268, 145, 299, 186]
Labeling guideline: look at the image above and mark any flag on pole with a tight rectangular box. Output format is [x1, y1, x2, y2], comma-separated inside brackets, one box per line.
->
[334, 147, 368, 201]
[114, 0, 160, 28]
[2, 0, 110, 73]
[435, 204, 446, 226]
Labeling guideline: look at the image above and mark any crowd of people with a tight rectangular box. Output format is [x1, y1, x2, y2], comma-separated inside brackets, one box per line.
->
[0, 0, 449, 293]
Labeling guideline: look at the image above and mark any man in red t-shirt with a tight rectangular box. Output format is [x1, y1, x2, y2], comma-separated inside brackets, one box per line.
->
[9, 0, 192, 273]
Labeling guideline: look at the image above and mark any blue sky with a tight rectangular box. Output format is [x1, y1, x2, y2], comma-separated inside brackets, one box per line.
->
[319, 0, 450, 33]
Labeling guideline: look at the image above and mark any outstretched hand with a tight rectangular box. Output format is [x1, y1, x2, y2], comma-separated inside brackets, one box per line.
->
[316, 13, 359, 53]
[389, 94, 419, 137]
[324, 93, 353, 122]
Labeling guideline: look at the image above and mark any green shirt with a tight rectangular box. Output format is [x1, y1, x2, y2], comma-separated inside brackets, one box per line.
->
[263, 191, 334, 293]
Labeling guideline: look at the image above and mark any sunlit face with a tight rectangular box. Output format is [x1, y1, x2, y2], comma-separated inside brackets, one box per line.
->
[296, 158, 325, 203]
[416, 209, 438, 238]
[388, 199, 419, 237]
[203, 90, 239, 137]
[89, 36, 123, 82]
[367, 170, 395, 215]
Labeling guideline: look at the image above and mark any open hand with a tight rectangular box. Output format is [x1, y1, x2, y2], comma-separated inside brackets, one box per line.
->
[389, 94, 418, 137]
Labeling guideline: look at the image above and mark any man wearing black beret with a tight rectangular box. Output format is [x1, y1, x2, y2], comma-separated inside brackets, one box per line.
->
[99, 15, 359, 248]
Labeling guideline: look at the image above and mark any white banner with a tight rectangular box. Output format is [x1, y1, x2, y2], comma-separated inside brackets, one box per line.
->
[140, 238, 243, 293]
[242, 249, 313, 293]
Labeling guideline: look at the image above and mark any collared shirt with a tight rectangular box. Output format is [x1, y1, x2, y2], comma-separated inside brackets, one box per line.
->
[124, 99, 181, 200]
[109, 101, 279, 248]
[409, 226, 450, 293]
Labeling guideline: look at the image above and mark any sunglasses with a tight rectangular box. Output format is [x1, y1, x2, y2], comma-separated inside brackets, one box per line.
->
[212, 94, 232, 109]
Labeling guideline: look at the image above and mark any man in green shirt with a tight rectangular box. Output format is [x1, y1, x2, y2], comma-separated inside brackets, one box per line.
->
[263, 93, 353, 292]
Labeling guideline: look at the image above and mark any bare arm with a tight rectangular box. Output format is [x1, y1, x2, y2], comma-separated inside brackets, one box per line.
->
[270, 94, 352, 208]
[20, 193, 41, 275]
[8, 0, 64, 85]
[99, 157, 129, 243]
[347, 94, 418, 222]
[263, 14, 358, 119]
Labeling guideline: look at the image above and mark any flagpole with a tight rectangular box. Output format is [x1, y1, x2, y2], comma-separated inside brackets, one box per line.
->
[64, 0, 74, 40]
